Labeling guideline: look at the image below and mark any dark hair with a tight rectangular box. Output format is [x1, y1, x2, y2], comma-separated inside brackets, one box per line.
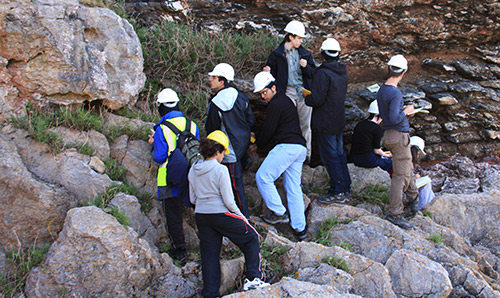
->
[217, 76, 230, 88]
[321, 50, 339, 61]
[410, 145, 420, 167]
[285, 33, 297, 43]
[387, 66, 406, 78]
[368, 113, 379, 120]
[200, 138, 225, 159]
[158, 103, 178, 117]
[265, 81, 276, 90]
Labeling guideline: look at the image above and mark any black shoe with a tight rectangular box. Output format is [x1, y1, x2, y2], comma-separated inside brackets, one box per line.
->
[385, 214, 414, 229]
[295, 229, 307, 241]
[409, 197, 419, 214]
[169, 247, 187, 266]
[262, 212, 290, 224]
[317, 193, 349, 205]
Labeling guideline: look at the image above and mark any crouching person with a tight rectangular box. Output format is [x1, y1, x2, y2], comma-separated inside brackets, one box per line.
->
[188, 130, 269, 298]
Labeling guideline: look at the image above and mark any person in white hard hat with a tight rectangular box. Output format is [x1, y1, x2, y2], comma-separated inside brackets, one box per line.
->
[304, 37, 352, 204]
[249, 71, 308, 241]
[409, 136, 435, 211]
[206, 63, 256, 219]
[263, 20, 316, 163]
[148, 88, 200, 265]
[350, 100, 393, 175]
[376, 54, 418, 229]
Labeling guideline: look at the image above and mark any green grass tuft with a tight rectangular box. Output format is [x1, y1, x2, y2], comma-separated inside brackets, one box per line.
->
[322, 256, 349, 272]
[315, 217, 353, 246]
[427, 234, 443, 244]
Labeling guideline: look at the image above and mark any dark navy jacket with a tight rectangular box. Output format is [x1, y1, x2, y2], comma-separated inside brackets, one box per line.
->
[206, 87, 256, 161]
[305, 60, 348, 135]
[266, 41, 316, 92]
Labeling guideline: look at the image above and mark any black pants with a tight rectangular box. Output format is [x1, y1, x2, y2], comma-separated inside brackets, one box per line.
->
[161, 194, 185, 249]
[224, 161, 250, 219]
[196, 212, 262, 298]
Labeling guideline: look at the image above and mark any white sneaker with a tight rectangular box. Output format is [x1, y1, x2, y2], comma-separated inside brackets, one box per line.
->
[243, 277, 270, 291]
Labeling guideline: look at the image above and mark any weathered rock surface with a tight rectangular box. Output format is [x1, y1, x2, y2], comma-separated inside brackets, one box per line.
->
[25, 206, 165, 298]
[0, 0, 145, 121]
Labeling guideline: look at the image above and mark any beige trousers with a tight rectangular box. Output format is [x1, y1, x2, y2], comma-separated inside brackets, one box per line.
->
[382, 129, 418, 216]
[286, 86, 312, 159]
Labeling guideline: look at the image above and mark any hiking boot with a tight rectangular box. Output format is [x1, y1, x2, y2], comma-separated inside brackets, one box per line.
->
[409, 197, 420, 214]
[262, 212, 290, 225]
[385, 214, 414, 229]
[317, 193, 349, 205]
[169, 247, 187, 266]
[295, 229, 307, 241]
[243, 277, 270, 291]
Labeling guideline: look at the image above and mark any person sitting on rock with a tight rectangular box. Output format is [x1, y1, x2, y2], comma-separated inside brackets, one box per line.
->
[410, 136, 435, 211]
[188, 130, 269, 298]
[350, 100, 393, 176]
[250, 71, 308, 241]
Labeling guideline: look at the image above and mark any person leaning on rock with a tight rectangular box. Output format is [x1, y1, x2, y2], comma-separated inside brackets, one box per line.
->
[206, 63, 256, 219]
[250, 71, 308, 241]
[376, 55, 418, 230]
[263, 20, 316, 163]
[304, 37, 352, 204]
[148, 88, 200, 265]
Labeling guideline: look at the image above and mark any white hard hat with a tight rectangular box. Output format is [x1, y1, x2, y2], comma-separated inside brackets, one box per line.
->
[410, 136, 426, 155]
[208, 63, 235, 81]
[284, 20, 306, 38]
[387, 54, 408, 72]
[253, 71, 275, 93]
[367, 100, 379, 114]
[157, 88, 180, 107]
[321, 38, 341, 57]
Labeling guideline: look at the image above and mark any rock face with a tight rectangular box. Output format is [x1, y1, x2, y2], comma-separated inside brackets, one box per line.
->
[25, 206, 163, 298]
[0, 0, 145, 121]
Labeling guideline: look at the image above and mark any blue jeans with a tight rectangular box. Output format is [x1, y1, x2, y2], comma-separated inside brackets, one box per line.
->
[317, 133, 351, 195]
[255, 143, 307, 232]
[350, 151, 393, 172]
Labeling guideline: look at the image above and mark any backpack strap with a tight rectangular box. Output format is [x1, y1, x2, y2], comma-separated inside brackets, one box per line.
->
[162, 120, 182, 136]
[185, 118, 191, 132]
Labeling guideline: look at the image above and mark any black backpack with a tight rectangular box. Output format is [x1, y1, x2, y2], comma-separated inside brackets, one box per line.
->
[162, 119, 203, 168]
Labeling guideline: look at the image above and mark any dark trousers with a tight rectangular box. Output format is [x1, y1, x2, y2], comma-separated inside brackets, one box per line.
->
[317, 132, 352, 195]
[350, 151, 393, 172]
[196, 213, 262, 298]
[224, 161, 250, 218]
[161, 194, 186, 249]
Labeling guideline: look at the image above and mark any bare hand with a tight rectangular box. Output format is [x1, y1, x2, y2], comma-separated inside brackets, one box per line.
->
[248, 144, 257, 153]
[148, 130, 155, 144]
[404, 104, 415, 116]
[263, 65, 271, 72]
[299, 58, 307, 68]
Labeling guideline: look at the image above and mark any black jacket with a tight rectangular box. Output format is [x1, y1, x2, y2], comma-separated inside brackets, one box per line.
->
[256, 91, 306, 150]
[266, 42, 315, 92]
[206, 87, 256, 160]
[305, 60, 348, 135]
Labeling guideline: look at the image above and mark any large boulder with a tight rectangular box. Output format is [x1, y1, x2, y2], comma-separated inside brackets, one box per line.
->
[0, 134, 76, 248]
[25, 206, 164, 298]
[0, 0, 145, 121]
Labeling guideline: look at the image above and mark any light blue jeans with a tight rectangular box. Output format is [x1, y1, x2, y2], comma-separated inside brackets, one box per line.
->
[256, 143, 307, 232]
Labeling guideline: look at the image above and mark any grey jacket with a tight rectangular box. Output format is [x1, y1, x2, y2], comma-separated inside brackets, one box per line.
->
[188, 159, 244, 218]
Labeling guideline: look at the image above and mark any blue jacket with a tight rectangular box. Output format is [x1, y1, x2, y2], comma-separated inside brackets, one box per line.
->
[305, 60, 348, 135]
[377, 84, 410, 132]
[153, 110, 200, 199]
[266, 41, 316, 92]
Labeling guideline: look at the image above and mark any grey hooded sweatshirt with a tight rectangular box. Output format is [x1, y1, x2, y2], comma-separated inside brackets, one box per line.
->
[188, 159, 245, 218]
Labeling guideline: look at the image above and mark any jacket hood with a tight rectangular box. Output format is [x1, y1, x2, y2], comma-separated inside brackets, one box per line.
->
[211, 87, 238, 112]
[190, 158, 219, 176]
[321, 60, 347, 76]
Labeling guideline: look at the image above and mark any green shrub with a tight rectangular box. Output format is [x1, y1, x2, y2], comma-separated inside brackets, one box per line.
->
[103, 158, 127, 182]
[338, 242, 353, 252]
[315, 217, 353, 246]
[1, 243, 51, 297]
[422, 210, 432, 217]
[55, 107, 103, 131]
[107, 206, 130, 226]
[260, 243, 288, 279]
[427, 234, 443, 244]
[322, 256, 349, 272]
[354, 184, 390, 206]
